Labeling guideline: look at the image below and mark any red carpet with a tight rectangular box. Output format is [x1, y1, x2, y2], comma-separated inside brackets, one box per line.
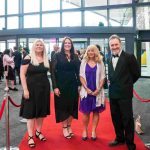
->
[19, 93, 146, 150]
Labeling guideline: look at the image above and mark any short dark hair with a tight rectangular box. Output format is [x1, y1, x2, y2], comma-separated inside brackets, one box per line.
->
[23, 47, 28, 51]
[13, 46, 17, 50]
[109, 34, 121, 43]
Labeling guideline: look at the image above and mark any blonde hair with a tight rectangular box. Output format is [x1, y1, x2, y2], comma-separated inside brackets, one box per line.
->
[30, 39, 49, 68]
[83, 45, 103, 63]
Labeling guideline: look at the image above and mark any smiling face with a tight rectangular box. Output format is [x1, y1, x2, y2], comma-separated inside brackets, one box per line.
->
[35, 41, 44, 53]
[109, 38, 121, 55]
[64, 38, 72, 52]
[87, 48, 95, 59]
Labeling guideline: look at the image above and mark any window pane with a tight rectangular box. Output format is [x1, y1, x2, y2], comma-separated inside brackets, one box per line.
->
[42, 13, 60, 27]
[7, 16, 18, 29]
[62, 12, 81, 27]
[19, 38, 27, 48]
[85, 10, 107, 26]
[42, 0, 60, 11]
[0, 0, 5, 15]
[24, 0, 40, 13]
[141, 42, 150, 77]
[109, 8, 133, 26]
[7, 0, 19, 14]
[24, 15, 40, 28]
[7, 39, 16, 49]
[44, 38, 57, 56]
[109, 0, 132, 5]
[0, 41, 6, 52]
[90, 38, 108, 57]
[136, 6, 150, 30]
[28, 38, 37, 50]
[85, 0, 107, 7]
[0, 18, 5, 30]
[138, 0, 150, 2]
[62, 0, 81, 9]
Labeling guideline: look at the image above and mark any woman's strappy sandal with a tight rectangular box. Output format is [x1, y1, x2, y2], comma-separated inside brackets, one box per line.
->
[35, 130, 46, 141]
[28, 136, 36, 148]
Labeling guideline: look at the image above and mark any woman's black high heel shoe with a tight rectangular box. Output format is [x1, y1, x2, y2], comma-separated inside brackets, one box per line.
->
[63, 126, 71, 139]
[91, 132, 97, 141]
[82, 131, 88, 141]
[82, 136, 88, 141]
[28, 136, 36, 148]
[35, 130, 46, 141]
[91, 136, 97, 141]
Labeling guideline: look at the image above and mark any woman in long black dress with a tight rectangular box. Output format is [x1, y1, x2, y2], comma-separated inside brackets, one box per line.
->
[20, 39, 50, 148]
[51, 37, 80, 139]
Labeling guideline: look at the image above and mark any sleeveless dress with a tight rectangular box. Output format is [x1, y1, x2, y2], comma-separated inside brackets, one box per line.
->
[79, 63, 105, 113]
[19, 59, 50, 119]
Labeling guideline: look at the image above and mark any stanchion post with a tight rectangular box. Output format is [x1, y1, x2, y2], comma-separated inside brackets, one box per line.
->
[4, 91, 10, 150]
[0, 90, 19, 150]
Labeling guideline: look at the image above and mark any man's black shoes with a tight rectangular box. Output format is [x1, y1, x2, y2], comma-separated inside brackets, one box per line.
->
[109, 140, 125, 147]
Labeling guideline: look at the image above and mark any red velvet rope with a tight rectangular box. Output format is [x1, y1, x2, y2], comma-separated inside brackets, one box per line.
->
[133, 89, 150, 102]
[8, 96, 21, 107]
[0, 96, 21, 120]
[0, 99, 7, 120]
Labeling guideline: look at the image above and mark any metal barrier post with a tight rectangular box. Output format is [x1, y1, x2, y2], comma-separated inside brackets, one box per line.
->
[5, 92, 10, 150]
[0, 91, 19, 150]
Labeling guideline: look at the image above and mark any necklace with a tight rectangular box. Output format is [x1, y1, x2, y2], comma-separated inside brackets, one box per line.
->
[66, 54, 71, 62]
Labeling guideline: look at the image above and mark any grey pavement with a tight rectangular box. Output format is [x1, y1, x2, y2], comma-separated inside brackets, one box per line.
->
[0, 77, 150, 148]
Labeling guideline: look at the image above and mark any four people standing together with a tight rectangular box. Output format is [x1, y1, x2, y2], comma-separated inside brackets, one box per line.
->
[19, 35, 140, 150]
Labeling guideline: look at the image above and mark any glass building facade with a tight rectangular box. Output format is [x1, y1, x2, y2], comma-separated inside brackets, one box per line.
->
[0, 0, 150, 77]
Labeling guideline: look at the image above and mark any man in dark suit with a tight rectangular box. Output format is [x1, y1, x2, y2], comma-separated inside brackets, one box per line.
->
[108, 34, 140, 150]
[51, 44, 59, 60]
[21, 47, 28, 59]
[12, 46, 22, 84]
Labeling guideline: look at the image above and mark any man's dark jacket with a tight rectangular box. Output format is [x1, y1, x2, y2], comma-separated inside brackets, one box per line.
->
[108, 51, 140, 99]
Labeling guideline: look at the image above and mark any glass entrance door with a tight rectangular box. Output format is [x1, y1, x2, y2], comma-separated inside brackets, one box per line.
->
[141, 42, 150, 77]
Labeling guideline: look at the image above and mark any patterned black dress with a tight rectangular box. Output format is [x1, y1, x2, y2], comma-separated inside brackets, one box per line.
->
[51, 52, 80, 123]
[20, 59, 50, 119]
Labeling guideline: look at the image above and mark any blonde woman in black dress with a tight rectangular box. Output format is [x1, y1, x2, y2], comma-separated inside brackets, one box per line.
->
[51, 37, 80, 139]
[20, 39, 50, 148]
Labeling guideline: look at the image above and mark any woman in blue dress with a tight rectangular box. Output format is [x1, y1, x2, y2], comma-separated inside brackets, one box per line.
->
[79, 45, 105, 141]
